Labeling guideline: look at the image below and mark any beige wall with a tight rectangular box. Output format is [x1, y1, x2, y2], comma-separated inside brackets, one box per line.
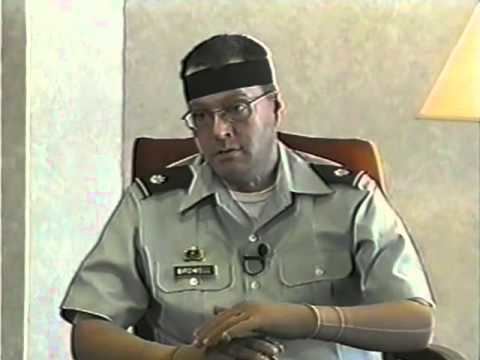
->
[124, 1, 479, 359]
[26, 0, 124, 358]
[0, 1, 3, 357]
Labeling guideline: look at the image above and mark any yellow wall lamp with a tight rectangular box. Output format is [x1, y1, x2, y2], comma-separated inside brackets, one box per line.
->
[418, 3, 480, 122]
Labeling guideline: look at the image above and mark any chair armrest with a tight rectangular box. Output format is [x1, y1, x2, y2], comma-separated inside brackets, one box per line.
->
[384, 344, 467, 360]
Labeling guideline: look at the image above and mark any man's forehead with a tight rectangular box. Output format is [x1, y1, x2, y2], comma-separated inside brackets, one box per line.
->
[188, 85, 262, 107]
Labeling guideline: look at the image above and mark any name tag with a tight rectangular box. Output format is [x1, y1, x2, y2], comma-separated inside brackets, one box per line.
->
[174, 265, 216, 278]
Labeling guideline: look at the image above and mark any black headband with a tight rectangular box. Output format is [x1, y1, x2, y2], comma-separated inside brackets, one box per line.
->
[182, 59, 274, 101]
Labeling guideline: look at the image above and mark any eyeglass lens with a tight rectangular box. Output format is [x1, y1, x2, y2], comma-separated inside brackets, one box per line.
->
[184, 91, 275, 130]
[190, 102, 252, 129]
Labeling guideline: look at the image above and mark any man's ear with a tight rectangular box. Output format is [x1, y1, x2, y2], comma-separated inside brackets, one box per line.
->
[273, 94, 285, 125]
[274, 99, 281, 113]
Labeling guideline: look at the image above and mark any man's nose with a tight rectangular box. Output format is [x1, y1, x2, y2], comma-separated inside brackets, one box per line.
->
[211, 112, 233, 138]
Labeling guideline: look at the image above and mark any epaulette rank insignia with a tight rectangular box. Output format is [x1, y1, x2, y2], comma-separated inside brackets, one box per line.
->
[310, 164, 373, 190]
[134, 165, 193, 198]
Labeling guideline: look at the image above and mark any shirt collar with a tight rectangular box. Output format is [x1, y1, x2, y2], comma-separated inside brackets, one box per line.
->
[277, 141, 334, 195]
[179, 141, 334, 213]
[179, 156, 216, 213]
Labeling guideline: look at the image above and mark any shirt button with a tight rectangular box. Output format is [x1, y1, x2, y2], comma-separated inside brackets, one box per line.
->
[248, 234, 258, 242]
[189, 277, 199, 286]
[250, 281, 260, 290]
[314, 266, 325, 277]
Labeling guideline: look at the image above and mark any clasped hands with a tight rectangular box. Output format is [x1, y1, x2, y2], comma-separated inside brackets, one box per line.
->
[186, 302, 315, 359]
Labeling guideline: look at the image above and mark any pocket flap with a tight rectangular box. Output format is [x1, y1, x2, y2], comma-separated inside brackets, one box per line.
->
[278, 251, 352, 287]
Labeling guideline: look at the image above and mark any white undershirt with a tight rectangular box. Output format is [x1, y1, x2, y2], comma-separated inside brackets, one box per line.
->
[229, 182, 276, 220]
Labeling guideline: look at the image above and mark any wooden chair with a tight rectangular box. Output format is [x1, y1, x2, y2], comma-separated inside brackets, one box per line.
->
[132, 132, 465, 360]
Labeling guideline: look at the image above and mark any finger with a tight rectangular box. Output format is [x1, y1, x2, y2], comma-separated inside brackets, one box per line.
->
[201, 318, 253, 348]
[195, 311, 250, 347]
[202, 318, 261, 348]
[194, 308, 239, 339]
[194, 308, 245, 340]
[218, 340, 271, 360]
[242, 337, 284, 357]
[258, 337, 286, 353]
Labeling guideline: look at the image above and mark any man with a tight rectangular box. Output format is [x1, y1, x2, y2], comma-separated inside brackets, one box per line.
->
[60, 34, 435, 360]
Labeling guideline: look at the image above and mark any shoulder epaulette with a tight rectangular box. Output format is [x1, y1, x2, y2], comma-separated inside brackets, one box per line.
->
[310, 164, 374, 191]
[134, 165, 193, 198]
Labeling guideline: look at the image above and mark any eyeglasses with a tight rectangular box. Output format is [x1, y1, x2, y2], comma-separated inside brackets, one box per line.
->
[182, 90, 277, 131]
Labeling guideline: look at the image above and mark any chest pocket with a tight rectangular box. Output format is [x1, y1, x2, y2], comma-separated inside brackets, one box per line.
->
[276, 250, 353, 305]
[150, 259, 234, 345]
[278, 250, 353, 286]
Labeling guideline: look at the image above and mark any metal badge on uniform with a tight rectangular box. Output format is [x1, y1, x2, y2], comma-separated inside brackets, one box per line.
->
[183, 246, 205, 262]
[150, 174, 167, 184]
[334, 168, 350, 177]
[174, 246, 216, 283]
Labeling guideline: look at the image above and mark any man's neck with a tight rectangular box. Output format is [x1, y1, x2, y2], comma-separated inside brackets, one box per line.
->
[225, 154, 280, 192]
[224, 171, 277, 193]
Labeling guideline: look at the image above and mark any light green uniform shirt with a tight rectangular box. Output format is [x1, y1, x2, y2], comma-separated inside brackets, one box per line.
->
[60, 142, 434, 360]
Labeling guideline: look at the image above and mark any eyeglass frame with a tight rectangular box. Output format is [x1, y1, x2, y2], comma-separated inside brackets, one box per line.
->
[181, 90, 278, 131]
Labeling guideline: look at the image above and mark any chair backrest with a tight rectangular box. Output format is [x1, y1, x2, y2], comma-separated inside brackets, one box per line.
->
[132, 135, 467, 360]
[133, 131, 386, 191]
